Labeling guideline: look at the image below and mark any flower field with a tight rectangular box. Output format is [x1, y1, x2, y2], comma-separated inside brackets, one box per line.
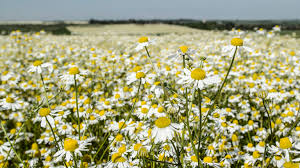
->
[0, 25, 299, 168]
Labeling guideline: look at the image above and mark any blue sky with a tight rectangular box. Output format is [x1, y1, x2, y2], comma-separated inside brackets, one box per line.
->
[1, 0, 300, 21]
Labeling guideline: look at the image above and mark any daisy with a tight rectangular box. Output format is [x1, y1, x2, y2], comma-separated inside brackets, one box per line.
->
[28, 60, 53, 74]
[33, 108, 55, 128]
[60, 66, 88, 86]
[202, 156, 220, 167]
[178, 68, 220, 91]
[135, 105, 152, 119]
[129, 140, 151, 158]
[185, 154, 200, 168]
[126, 70, 154, 85]
[151, 117, 180, 143]
[57, 123, 73, 135]
[222, 37, 253, 57]
[53, 137, 91, 162]
[150, 81, 164, 98]
[272, 25, 281, 32]
[135, 36, 154, 51]
[0, 96, 23, 111]
[256, 28, 266, 35]
[168, 45, 196, 61]
[106, 152, 131, 168]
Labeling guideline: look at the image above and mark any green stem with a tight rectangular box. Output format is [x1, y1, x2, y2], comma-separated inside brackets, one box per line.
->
[74, 74, 80, 140]
[186, 91, 203, 168]
[144, 46, 169, 101]
[3, 123, 25, 165]
[72, 152, 78, 168]
[262, 99, 273, 136]
[213, 46, 238, 101]
[0, 123, 25, 167]
[201, 46, 238, 131]
[197, 88, 203, 167]
[91, 132, 110, 162]
[45, 116, 60, 149]
[40, 73, 61, 149]
[40, 74, 50, 109]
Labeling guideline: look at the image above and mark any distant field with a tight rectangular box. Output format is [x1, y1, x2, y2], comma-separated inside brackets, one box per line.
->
[67, 24, 203, 35]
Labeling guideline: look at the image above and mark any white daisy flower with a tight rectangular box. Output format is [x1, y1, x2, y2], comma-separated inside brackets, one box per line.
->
[178, 68, 220, 91]
[135, 36, 154, 51]
[60, 66, 88, 85]
[168, 45, 196, 61]
[53, 137, 91, 162]
[151, 117, 180, 143]
[106, 152, 131, 168]
[33, 108, 55, 128]
[222, 37, 253, 57]
[28, 60, 53, 74]
[0, 96, 23, 111]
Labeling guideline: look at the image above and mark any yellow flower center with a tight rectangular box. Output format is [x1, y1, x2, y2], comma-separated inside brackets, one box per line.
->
[45, 156, 52, 162]
[136, 72, 145, 79]
[290, 51, 296, 56]
[62, 125, 67, 130]
[64, 138, 79, 152]
[6, 97, 15, 103]
[191, 155, 198, 162]
[179, 46, 188, 53]
[154, 81, 161, 86]
[154, 117, 171, 128]
[39, 108, 51, 117]
[69, 67, 80, 75]
[141, 108, 149, 114]
[111, 153, 126, 163]
[280, 137, 292, 149]
[208, 145, 214, 150]
[118, 122, 127, 129]
[275, 155, 282, 160]
[231, 38, 243, 46]
[132, 66, 142, 72]
[138, 36, 148, 43]
[232, 134, 238, 142]
[10, 129, 16, 134]
[248, 120, 254, 125]
[115, 94, 120, 99]
[259, 141, 265, 147]
[31, 143, 39, 150]
[33, 60, 43, 66]
[252, 151, 261, 159]
[157, 107, 164, 113]
[190, 68, 206, 80]
[203, 156, 213, 163]
[104, 101, 110, 105]
[116, 134, 123, 142]
[283, 162, 299, 168]
[118, 145, 126, 154]
[99, 110, 105, 116]
[90, 115, 96, 120]
[134, 143, 142, 151]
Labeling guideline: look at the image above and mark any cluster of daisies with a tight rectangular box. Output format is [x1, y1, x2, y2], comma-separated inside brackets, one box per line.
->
[0, 26, 299, 168]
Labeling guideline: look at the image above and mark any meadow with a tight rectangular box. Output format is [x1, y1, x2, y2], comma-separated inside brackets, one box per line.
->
[0, 24, 299, 168]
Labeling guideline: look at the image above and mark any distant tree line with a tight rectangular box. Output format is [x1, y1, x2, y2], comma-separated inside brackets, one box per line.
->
[0, 24, 71, 35]
[1, 19, 300, 35]
[89, 19, 300, 30]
